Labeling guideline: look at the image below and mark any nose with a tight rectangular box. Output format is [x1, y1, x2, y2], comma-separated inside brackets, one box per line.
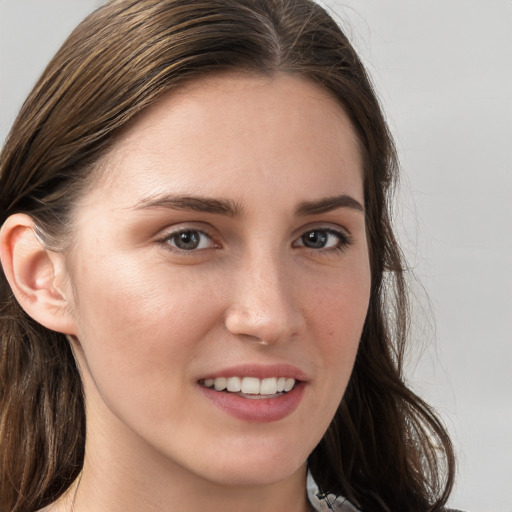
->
[224, 253, 305, 345]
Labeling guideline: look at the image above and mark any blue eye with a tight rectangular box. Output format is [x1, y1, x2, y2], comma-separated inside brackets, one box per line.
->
[296, 229, 349, 251]
[166, 230, 213, 251]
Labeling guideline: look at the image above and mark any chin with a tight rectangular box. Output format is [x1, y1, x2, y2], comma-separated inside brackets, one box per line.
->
[206, 464, 305, 488]
[193, 442, 309, 487]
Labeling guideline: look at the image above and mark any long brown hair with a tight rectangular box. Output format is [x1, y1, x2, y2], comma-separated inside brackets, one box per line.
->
[0, 1, 455, 511]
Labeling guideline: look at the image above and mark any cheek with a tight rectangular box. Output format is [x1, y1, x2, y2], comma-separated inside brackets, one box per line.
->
[304, 256, 370, 399]
[68, 255, 225, 397]
[73, 252, 216, 333]
[310, 263, 370, 341]
[290, 262, 370, 446]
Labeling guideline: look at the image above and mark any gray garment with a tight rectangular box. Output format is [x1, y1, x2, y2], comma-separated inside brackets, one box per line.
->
[307, 471, 466, 512]
[307, 471, 359, 511]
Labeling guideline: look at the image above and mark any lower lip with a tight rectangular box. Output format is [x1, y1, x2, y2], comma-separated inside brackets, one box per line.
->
[199, 382, 305, 423]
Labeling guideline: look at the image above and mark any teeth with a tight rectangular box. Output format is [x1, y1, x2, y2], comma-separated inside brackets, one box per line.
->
[227, 377, 241, 392]
[241, 377, 260, 394]
[213, 377, 227, 391]
[203, 376, 297, 395]
[284, 378, 295, 392]
[260, 377, 278, 395]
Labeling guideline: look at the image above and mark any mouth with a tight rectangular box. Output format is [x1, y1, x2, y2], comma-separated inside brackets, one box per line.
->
[199, 376, 297, 399]
[197, 364, 307, 422]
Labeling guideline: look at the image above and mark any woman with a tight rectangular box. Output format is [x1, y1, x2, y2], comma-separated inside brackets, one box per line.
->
[0, 1, 456, 511]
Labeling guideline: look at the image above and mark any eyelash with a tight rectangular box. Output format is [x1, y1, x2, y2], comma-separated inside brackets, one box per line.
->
[159, 228, 218, 253]
[157, 227, 352, 254]
[294, 228, 352, 254]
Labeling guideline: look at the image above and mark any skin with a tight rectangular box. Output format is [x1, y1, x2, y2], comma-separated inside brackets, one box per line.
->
[34, 73, 371, 511]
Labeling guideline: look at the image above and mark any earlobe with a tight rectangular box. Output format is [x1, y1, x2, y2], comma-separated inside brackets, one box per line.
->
[0, 213, 77, 335]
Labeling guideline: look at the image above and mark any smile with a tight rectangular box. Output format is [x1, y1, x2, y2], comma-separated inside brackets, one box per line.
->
[201, 376, 296, 398]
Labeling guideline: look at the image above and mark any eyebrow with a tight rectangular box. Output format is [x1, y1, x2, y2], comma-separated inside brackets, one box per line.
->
[295, 195, 364, 215]
[133, 194, 243, 216]
[133, 193, 363, 217]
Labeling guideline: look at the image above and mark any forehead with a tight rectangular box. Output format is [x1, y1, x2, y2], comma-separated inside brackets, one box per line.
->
[86, 72, 363, 209]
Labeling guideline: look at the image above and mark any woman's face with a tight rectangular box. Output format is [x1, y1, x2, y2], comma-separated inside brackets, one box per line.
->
[63, 73, 371, 487]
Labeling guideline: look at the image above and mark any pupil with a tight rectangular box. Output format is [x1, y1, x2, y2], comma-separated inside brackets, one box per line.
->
[175, 231, 200, 250]
[303, 230, 327, 249]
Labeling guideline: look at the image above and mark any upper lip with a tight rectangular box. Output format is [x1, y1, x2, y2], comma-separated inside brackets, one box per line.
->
[199, 363, 308, 382]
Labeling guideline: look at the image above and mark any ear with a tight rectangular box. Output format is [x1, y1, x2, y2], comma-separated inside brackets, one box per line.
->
[0, 213, 77, 335]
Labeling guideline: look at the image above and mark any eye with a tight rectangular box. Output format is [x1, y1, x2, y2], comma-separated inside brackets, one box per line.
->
[164, 229, 215, 251]
[295, 228, 350, 251]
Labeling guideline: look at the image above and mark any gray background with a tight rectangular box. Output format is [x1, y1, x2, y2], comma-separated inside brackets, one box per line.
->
[1, 1, 511, 511]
